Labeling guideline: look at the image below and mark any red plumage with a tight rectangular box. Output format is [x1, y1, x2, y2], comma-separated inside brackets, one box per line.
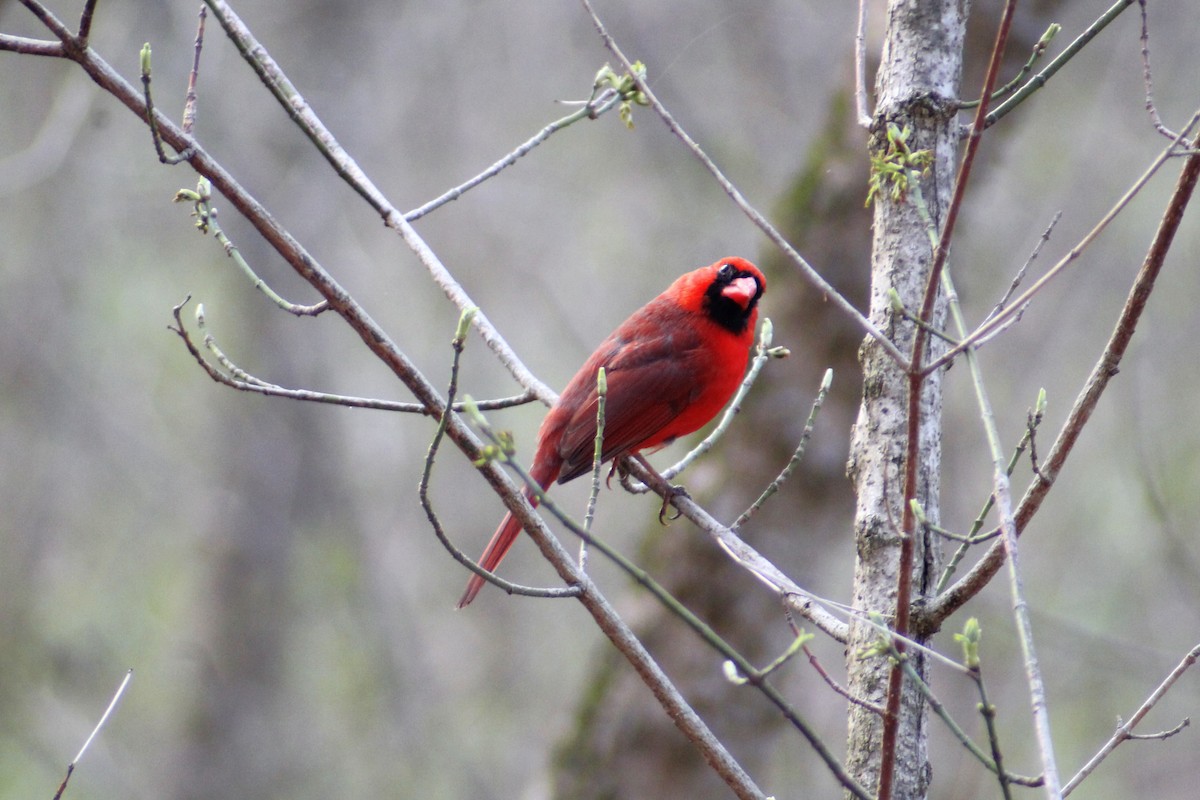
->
[457, 257, 765, 608]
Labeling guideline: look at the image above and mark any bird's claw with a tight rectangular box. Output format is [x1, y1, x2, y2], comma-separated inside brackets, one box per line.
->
[605, 459, 626, 490]
[658, 484, 689, 524]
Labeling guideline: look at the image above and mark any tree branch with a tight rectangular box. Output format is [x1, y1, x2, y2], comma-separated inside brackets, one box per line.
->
[6, 7, 780, 797]
[929, 127, 1200, 626]
[1063, 644, 1200, 795]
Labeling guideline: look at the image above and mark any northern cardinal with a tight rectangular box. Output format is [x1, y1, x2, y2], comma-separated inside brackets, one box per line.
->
[457, 257, 765, 608]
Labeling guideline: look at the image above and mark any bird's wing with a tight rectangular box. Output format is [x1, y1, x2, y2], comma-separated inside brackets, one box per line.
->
[555, 321, 707, 483]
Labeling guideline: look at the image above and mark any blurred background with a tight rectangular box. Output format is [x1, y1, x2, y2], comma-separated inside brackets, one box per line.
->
[2, 0, 1199, 798]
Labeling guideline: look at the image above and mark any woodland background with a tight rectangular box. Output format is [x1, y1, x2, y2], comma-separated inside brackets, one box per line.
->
[2, 0, 1200, 798]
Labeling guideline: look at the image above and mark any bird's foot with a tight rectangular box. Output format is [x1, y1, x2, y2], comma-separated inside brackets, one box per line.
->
[658, 484, 689, 524]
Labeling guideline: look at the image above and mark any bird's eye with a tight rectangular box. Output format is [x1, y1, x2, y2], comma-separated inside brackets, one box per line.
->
[717, 263, 736, 281]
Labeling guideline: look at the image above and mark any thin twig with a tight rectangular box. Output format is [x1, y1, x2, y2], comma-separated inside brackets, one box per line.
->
[53, 669, 133, 800]
[180, 6, 206, 135]
[970, 653, 1016, 800]
[1063, 643, 1200, 795]
[732, 367, 832, 529]
[929, 125, 1200, 626]
[1122, 719, 1189, 741]
[984, 211, 1062, 324]
[804, 643, 885, 716]
[891, 296, 960, 346]
[985, 0, 1136, 129]
[1136, 0, 1193, 145]
[724, 632, 811, 685]
[958, 23, 1061, 109]
[139, 43, 194, 164]
[405, 88, 621, 221]
[853, 0, 871, 127]
[578, 0, 906, 367]
[924, 520, 1002, 545]
[175, 179, 328, 315]
[169, 298, 534, 414]
[924, 111, 1200, 376]
[580, 368, 609, 572]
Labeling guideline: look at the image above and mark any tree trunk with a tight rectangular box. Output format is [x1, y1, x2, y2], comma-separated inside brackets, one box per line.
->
[844, 1, 966, 797]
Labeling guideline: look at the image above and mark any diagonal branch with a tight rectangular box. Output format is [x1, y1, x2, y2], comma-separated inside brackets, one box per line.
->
[1063, 643, 1200, 795]
[7, 7, 775, 797]
[923, 112, 1200, 375]
[201, 0, 556, 403]
[928, 129, 1200, 627]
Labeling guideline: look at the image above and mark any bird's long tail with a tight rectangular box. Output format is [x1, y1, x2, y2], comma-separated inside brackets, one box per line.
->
[455, 460, 558, 609]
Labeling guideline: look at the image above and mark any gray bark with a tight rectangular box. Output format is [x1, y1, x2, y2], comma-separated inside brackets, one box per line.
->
[844, 1, 967, 797]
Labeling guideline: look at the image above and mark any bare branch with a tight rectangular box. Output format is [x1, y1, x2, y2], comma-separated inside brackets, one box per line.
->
[169, 298, 532, 414]
[53, 669, 133, 800]
[0, 33, 63, 56]
[1136, 0, 1196, 148]
[930, 129, 1200, 626]
[804, 643, 885, 716]
[181, 6, 206, 135]
[853, 0, 871, 127]
[732, 367, 832, 530]
[404, 87, 622, 222]
[76, 0, 99, 44]
[17, 0, 76, 44]
[1063, 644, 1200, 795]
[201, 0, 555, 402]
[984, 211, 1062, 324]
[924, 111, 1200, 376]
[958, 23, 1061, 110]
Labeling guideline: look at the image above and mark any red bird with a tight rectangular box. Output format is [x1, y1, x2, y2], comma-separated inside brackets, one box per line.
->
[457, 257, 765, 608]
